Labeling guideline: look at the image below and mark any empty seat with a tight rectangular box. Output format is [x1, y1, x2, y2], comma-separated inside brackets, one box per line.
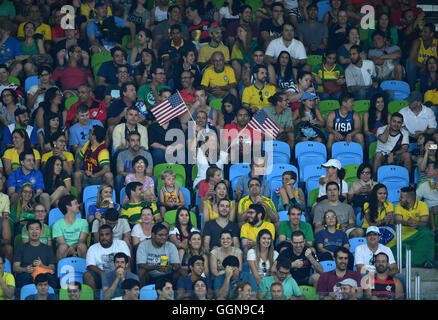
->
[331, 142, 363, 167]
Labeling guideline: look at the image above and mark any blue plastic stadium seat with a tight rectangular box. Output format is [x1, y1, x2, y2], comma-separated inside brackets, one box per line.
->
[295, 141, 327, 180]
[320, 260, 336, 272]
[263, 140, 291, 165]
[57, 257, 87, 286]
[380, 80, 410, 101]
[331, 142, 363, 167]
[229, 163, 251, 193]
[348, 237, 366, 254]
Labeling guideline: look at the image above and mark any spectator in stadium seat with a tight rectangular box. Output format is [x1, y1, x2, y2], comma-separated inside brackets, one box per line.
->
[394, 186, 435, 268]
[241, 64, 277, 113]
[136, 65, 168, 109]
[240, 203, 277, 258]
[370, 252, 404, 300]
[13, 219, 57, 290]
[91, 207, 131, 249]
[156, 278, 174, 300]
[325, 91, 365, 157]
[103, 64, 134, 105]
[201, 51, 238, 99]
[210, 229, 243, 278]
[25, 273, 58, 300]
[278, 204, 314, 247]
[399, 91, 438, 144]
[112, 279, 140, 300]
[0, 19, 25, 78]
[373, 112, 411, 177]
[120, 181, 158, 227]
[275, 230, 323, 287]
[348, 163, 377, 217]
[83, 225, 131, 296]
[316, 247, 363, 300]
[176, 255, 212, 300]
[259, 2, 285, 50]
[257, 257, 304, 300]
[417, 162, 438, 238]
[295, 3, 328, 55]
[0, 252, 14, 300]
[362, 93, 391, 147]
[73, 125, 113, 200]
[234, 157, 270, 202]
[3, 107, 38, 150]
[313, 181, 362, 238]
[112, 106, 149, 153]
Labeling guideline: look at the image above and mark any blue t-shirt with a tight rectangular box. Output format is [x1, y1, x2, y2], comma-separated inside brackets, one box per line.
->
[315, 229, 349, 252]
[177, 275, 212, 291]
[86, 16, 127, 47]
[0, 36, 22, 63]
[68, 119, 103, 148]
[97, 61, 134, 85]
[333, 109, 355, 137]
[3, 124, 38, 146]
[7, 168, 45, 192]
[88, 203, 121, 218]
[213, 272, 257, 298]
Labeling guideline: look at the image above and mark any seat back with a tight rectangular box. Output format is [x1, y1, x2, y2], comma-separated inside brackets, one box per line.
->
[229, 163, 251, 192]
[24, 75, 41, 92]
[264, 140, 291, 166]
[348, 237, 366, 254]
[318, 100, 340, 120]
[388, 100, 408, 114]
[57, 257, 87, 286]
[377, 165, 409, 186]
[295, 141, 327, 179]
[277, 210, 288, 222]
[4, 258, 11, 273]
[209, 98, 223, 112]
[308, 188, 319, 208]
[380, 80, 410, 100]
[299, 285, 319, 300]
[353, 100, 370, 119]
[164, 209, 197, 229]
[179, 186, 192, 208]
[332, 142, 363, 167]
[20, 284, 55, 300]
[343, 164, 360, 187]
[320, 260, 336, 272]
[49, 208, 81, 227]
[154, 163, 186, 191]
[140, 284, 158, 300]
[59, 284, 94, 300]
[303, 165, 326, 194]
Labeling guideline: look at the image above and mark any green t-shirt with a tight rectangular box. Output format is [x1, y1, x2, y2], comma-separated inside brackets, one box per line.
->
[0, 1, 15, 17]
[278, 221, 315, 243]
[21, 223, 52, 245]
[137, 84, 169, 107]
[52, 218, 89, 246]
[258, 276, 301, 300]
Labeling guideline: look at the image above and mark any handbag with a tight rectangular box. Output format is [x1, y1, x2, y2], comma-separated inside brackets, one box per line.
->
[322, 64, 343, 95]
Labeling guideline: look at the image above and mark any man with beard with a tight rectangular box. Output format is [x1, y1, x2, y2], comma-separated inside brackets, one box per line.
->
[202, 199, 240, 250]
[103, 64, 134, 105]
[373, 112, 411, 177]
[275, 230, 323, 287]
[241, 64, 276, 113]
[83, 225, 131, 293]
[3, 107, 38, 148]
[345, 45, 381, 100]
[240, 203, 276, 258]
[394, 186, 435, 268]
[107, 82, 138, 136]
[136, 223, 181, 286]
[97, 47, 134, 87]
[370, 252, 404, 300]
[258, 257, 304, 300]
[102, 252, 139, 300]
[316, 247, 363, 300]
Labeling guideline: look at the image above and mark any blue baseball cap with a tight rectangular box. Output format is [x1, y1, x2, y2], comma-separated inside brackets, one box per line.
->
[95, 1, 105, 8]
[299, 91, 317, 102]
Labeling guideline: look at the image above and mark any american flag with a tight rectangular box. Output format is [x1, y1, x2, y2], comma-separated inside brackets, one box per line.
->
[151, 92, 188, 126]
[248, 109, 280, 138]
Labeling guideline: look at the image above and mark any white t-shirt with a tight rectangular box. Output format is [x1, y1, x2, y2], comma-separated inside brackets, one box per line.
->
[219, 7, 239, 19]
[91, 218, 131, 240]
[247, 249, 279, 278]
[345, 60, 376, 87]
[265, 37, 307, 60]
[354, 243, 396, 273]
[416, 181, 438, 209]
[131, 223, 152, 242]
[318, 177, 349, 197]
[86, 239, 131, 272]
[376, 125, 409, 155]
[399, 105, 437, 137]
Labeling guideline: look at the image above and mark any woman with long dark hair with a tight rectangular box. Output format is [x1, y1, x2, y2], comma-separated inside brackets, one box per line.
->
[172, 48, 201, 90]
[247, 229, 278, 286]
[218, 93, 240, 128]
[231, 24, 257, 83]
[38, 112, 65, 154]
[35, 87, 66, 129]
[134, 48, 156, 86]
[123, 155, 156, 204]
[127, 0, 151, 33]
[363, 93, 390, 146]
[2, 128, 40, 176]
[0, 89, 23, 126]
[274, 51, 295, 90]
[43, 156, 71, 208]
[169, 207, 200, 251]
[202, 180, 236, 223]
[179, 231, 209, 278]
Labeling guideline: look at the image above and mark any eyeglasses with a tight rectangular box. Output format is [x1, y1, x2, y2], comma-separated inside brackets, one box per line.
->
[361, 171, 371, 175]
[249, 184, 260, 187]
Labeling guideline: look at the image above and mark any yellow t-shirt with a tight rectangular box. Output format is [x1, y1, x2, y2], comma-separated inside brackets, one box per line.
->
[201, 65, 236, 88]
[198, 43, 230, 64]
[241, 84, 277, 109]
[80, 3, 113, 23]
[203, 199, 236, 221]
[238, 195, 277, 223]
[0, 272, 15, 300]
[240, 220, 276, 242]
[41, 151, 74, 165]
[3, 148, 41, 171]
[17, 22, 52, 40]
[394, 200, 429, 234]
[424, 89, 438, 105]
[362, 201, 394, 228]
[0, 193, 10, 214]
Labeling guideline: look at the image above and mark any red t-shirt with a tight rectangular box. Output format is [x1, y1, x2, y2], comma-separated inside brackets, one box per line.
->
[198, 180, 210, 199]
[66, 98, 107, 127]
[391, 6, 422, 28]
[180, 88, 195, 103]
[52, 66, 93, 91]
[222, 122, 263, 143]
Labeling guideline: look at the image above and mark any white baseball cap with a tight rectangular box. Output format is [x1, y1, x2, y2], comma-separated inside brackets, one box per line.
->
[337, 278, 358, 288]
[366, 226, 380, 235]
[322, 159, 341, 170]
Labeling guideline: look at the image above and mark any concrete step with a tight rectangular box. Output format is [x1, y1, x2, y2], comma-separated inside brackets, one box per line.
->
[402, 267, 438, 299]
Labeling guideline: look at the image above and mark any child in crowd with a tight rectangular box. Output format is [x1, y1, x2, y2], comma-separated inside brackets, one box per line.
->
[159, 170, 186, 217]
[278, 171, 306, 211]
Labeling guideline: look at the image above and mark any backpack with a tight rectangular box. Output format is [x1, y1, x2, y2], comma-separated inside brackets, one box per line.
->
[97, 16, 124, 44]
